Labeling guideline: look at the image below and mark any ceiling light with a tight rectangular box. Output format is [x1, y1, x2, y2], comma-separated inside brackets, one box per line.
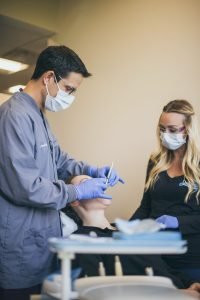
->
[8, 85, 26, 94]
[0, 58, 29, 74]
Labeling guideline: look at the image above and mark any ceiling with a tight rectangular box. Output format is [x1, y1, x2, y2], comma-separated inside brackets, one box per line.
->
[0, 14, 55, 93]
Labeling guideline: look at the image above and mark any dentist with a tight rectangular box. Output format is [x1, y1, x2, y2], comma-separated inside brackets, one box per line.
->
[0, 45, 123, 300]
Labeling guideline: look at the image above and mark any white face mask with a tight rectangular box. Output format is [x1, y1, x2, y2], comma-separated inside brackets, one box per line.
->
[160, 132, 186, 150]
[45, 76, 75, 112]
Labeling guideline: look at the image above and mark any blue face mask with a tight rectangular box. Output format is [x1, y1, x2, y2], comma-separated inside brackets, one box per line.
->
[45, 76, 75, 112]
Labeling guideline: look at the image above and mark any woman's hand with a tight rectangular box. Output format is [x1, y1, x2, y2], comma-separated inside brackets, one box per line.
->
[156, 215, 179, 228]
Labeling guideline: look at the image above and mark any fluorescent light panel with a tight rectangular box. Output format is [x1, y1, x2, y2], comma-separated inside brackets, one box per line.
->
[8, 85, 26, 94]
[0, 58, 29, 74]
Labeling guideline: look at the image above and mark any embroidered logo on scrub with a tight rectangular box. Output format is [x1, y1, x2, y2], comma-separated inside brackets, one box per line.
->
[179, 179, 198, 192]
[40, 143, 48, 148]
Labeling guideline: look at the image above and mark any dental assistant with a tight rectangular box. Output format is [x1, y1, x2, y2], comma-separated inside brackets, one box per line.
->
[130, 99, 200, 283]
[0, 45, 123, 300]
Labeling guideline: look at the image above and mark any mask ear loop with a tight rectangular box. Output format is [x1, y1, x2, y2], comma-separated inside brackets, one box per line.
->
[44, 79, 50, 95]
[54, 74, 60, 90]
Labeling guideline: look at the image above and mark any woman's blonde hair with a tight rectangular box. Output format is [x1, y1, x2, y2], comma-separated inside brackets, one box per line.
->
[145, 99, 200, 203]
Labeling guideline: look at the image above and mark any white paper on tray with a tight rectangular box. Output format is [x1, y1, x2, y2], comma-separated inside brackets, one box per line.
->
[115, 218, 166, 234]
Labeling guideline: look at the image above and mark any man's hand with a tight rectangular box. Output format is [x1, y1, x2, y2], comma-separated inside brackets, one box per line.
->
[74, 178, 112, 200]
[87, 165, 124, 186]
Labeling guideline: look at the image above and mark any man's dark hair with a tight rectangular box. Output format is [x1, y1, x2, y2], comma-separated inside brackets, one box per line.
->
[31, 45, 91, 81]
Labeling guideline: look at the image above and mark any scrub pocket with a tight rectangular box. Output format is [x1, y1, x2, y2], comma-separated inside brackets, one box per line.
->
[20, 227, 54, 277]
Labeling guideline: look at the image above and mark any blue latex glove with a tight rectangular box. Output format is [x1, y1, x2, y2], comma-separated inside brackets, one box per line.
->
[74, 178, 112, 200]
[87, 166, 125, 186]
[156, 215, 179, 229]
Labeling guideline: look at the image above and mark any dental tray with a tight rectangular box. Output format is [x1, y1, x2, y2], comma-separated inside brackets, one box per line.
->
[49, 231, 186, 253]
[112, 231, 182, 241]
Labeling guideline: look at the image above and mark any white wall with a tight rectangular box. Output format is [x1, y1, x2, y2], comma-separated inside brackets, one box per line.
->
[47, 0, 200, 221]
[0, 0, 59, 31]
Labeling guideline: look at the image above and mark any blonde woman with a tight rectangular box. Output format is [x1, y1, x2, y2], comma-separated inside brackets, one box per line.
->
[130, 99, 200, 282]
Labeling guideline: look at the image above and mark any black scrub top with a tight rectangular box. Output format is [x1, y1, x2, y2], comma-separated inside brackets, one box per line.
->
[130, 164, 200, 270]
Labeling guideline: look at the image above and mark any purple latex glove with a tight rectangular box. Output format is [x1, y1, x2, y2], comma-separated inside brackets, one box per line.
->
[87, 166, 125, 186]
[74, 178, 112, 200]
[156, 215, 179, 229]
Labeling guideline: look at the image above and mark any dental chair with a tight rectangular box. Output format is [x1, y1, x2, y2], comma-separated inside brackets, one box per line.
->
[76, 276, 198, 300]
[75, 275, 175, 292]
[43, 275, 198, 299]
[78, 283, 197, 300]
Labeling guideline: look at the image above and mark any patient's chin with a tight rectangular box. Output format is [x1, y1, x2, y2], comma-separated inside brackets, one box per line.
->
[82, 198, 112, 210]
[98, 198, 112, 206]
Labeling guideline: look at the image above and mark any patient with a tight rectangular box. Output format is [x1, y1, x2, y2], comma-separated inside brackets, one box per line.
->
[70, 175, 114, 229]
[63, 175, 200, 295]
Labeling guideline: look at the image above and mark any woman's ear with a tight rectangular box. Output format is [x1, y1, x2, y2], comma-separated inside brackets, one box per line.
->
[70, 201, 80, 207]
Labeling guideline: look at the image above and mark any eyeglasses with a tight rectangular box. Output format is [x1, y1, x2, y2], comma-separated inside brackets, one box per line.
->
[159, 126, 185, 134]
[58, 74, 77, 95]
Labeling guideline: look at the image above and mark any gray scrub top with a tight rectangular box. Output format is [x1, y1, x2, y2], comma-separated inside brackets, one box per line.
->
[0, 92, 89, 288]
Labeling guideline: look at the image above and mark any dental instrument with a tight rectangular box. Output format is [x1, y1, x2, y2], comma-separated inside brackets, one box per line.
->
[99, 262, 106, 276]
[114, 255, 123, 276]
[145, 267, 154, 276]
[106, 162, 114, 185]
